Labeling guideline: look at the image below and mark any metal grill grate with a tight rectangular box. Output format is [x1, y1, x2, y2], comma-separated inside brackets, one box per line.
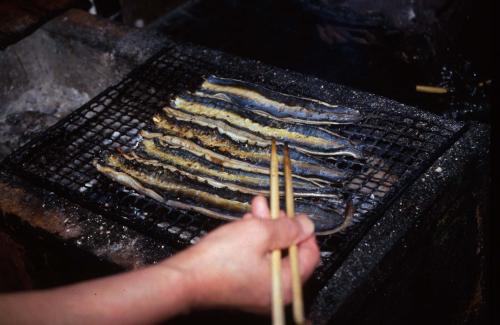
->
[3, 43, 464, 284]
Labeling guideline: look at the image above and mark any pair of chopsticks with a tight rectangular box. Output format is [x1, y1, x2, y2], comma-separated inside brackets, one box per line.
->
[270, 139, 304, 325]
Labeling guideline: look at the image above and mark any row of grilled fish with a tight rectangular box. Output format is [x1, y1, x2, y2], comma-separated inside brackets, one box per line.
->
[95, 76, 361, 235]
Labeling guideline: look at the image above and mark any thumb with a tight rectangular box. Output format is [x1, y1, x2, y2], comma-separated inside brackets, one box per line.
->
[265, 215, 315, 250]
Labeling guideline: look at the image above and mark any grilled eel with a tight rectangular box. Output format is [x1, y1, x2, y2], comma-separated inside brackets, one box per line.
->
[194, 90, 350, 128]
[94, 161, 239, 221]
[163, 105, 361, 158]
[139, 139, 325, 191]
[141, 131, 331, 187]
[171, 94, 354, 152]
[103, 155, 250, 213]
[152, 115, 349, 182]
[120, 149, 341, 199]
[93, 75, 361, 234]
[200, 75, 360, 124]
[95, 156, 347, 233]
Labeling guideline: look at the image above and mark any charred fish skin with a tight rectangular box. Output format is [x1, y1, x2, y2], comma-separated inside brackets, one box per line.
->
[94, 160, 165, 202]
[139, 139, 337, 191]
[140, 139, 273, 188]
[150, 117, 350, 183]
[104, 154, 252, 213]
[188, 90, 353, 139]
[95, 157, 346, 233]
[161, 107, 269, 148]
[121, 149, 340, 199]
[293, 204, 346, 233]
[122, 151, 267, 197]
[201, 75, 361, 123]
[196, 88, 356, 127]
[315, 199, 356, 236]
[94, 161, 240, 221]
[141, 130, 332, 188]
[194, 89, 354, 128]
[174, 91, 361, 157]
[160, 106, 362, 159]
[171, 93, 356, 151]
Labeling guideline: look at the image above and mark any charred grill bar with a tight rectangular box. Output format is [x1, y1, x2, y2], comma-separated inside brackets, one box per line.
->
[0, 3, 490, 325]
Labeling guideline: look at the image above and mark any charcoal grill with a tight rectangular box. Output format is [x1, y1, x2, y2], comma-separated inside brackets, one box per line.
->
[0, 42, 488, 324]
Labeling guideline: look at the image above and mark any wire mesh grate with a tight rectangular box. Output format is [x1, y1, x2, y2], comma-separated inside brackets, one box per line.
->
[4, 43, 464, 284]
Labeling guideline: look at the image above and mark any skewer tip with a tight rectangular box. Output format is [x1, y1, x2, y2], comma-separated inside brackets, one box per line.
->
[284, 144, 290, 162]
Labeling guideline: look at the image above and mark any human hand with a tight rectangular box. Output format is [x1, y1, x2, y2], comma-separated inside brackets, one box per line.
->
[0, 196, 319, 324]
[161, 195, 320, 313]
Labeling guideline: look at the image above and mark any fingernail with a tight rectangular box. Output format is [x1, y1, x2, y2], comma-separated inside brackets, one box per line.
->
[297, 215, 315, 235]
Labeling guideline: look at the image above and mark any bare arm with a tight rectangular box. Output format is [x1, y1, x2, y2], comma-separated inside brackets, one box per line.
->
[0, 261, 190, 324]
[0, 196, 320, 324]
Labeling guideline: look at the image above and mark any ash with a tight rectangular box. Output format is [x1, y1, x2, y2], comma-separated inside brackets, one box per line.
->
[0, 85, 90, 160]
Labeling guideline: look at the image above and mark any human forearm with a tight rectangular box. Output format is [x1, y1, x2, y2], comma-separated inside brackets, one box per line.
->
[0, 263, 192, 324]
[0, 196, 320, 323]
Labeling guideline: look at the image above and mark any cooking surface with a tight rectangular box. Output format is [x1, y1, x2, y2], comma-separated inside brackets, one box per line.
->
[95, 74, 363, 234]
[3, 42, 464, 286]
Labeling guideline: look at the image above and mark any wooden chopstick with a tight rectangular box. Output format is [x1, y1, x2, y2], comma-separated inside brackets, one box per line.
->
[270, 139, 285, 325]
[415, 84, 448, 94]
[284, 143, 305, 324]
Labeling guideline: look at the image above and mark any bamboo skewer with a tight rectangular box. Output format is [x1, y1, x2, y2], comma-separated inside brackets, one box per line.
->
[270, 139, 285, 325]
[415, 85, 448, 94]
[284, 143, 305, 324]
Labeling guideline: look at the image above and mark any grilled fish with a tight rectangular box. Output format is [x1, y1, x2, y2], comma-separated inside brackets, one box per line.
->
[152, 115, 349, 182]
[163, 104, 360, 158]
[121, 150, 339, 199]
[141, 131, 330, 187]
[95, 75, 362, 235]
[104, 155, 250, 213]
[201, 75, 360, 124]
[171, 94, 354, 152]
[94, 162, 239, 221]
[96, 157, 346, 233]
[139, 139, 335, 191]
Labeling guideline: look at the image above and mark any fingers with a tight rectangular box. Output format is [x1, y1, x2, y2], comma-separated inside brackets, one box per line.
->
[251, 195, 269, 219]
[280, 236, 320, 304]
[242, 213, 253, 220]
[265, 215, 315, 250]
[249, 195, 293, 220]
[296, 236, 320, 281]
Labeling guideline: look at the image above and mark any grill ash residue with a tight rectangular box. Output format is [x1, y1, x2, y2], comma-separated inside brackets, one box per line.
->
[0, 85, 90, 160]
[39, 191, 170, 267]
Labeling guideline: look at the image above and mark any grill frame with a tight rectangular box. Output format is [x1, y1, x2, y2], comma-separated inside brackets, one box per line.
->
[2, 42, 465, 287]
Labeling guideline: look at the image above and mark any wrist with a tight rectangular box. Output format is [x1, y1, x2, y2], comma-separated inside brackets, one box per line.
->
[152, 262, 195, 316]
[159, 250, 216, 311]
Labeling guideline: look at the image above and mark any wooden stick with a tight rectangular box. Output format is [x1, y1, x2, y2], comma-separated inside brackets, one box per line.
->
[415, 85, 448, 94]
[284, 143, 305, 324]
[270, 139, 284, 325]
